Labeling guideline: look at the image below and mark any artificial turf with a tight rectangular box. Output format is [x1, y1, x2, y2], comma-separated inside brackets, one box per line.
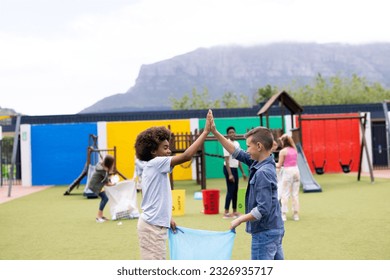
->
[0, 174, 389, 260]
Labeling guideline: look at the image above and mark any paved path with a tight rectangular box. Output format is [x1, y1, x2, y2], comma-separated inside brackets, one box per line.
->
[0, 184, 51, 204]
[360, 169, 390, 179]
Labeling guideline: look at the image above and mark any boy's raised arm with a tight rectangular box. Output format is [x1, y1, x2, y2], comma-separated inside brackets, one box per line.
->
[210, 110, 236, 155]
[170, 109, 212, 167]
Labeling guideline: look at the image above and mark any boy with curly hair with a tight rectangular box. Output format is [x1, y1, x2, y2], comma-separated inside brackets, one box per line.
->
[134, 110, 212, 260]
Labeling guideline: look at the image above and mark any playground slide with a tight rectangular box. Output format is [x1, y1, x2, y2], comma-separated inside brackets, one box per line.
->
[296, 143, 322, 193]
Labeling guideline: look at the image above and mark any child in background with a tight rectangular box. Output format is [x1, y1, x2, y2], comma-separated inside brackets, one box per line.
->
[276, 134, 300, 221]
[272, 140, 283, 202]
[210, 110, 284, 260]
[87, 154, 116, 223]
[134, 110, 213, 260]
[222, 126, 247, 219]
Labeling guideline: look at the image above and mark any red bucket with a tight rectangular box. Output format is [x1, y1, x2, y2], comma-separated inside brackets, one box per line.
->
[202, 189, 220, 214]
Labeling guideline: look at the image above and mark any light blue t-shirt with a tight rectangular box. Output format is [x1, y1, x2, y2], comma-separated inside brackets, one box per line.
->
[140, 156, 173, 228]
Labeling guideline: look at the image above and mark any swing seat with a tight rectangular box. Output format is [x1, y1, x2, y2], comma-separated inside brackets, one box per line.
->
[339, 160, 352, 173]
[313, 160, 326, 175]
[315, 167, 325, 175]
[341, 165, 350, 173]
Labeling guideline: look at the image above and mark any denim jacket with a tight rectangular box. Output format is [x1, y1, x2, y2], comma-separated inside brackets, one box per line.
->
[232, 147, 284, 234]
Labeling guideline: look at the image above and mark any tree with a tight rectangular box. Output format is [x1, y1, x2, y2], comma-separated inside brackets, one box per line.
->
[169, 88, 220, 110]
[287, 73, 390, 105]
[254, 84, 278, 104]
[169, 88, 250, 110]
[170, 74, 390, 109]
[221, 92, 250, 108]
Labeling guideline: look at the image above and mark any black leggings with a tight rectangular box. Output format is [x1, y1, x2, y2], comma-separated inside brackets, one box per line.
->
[99, 191, 109, 211]
[223, 166, 239, 210]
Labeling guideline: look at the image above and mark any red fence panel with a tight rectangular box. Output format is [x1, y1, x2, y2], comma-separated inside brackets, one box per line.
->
[300, 113, 361, 173]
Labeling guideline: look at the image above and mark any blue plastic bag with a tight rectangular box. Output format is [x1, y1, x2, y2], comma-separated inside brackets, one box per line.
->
[168, 226, 236, 260]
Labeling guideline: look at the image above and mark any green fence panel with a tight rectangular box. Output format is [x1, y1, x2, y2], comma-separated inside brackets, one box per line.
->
[199, 116, 282, 179]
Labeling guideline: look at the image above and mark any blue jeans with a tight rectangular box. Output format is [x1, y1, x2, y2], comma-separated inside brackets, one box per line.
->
[98, 191, 109, 211]
[251, 228, 285, 260]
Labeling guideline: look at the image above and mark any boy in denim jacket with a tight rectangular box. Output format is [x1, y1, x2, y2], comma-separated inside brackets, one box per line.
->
[210, 112, 284, 260]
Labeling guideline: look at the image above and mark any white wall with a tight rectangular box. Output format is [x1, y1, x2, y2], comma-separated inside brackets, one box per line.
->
[20, 124, 32, 186]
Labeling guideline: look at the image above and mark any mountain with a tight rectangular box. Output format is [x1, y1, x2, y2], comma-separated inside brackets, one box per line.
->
[0, 107, 17, 115]
[80, 42, 390, 113]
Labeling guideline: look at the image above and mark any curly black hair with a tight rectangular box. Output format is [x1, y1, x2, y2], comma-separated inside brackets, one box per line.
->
[226, 126, 235, 134]
[134, 126, 171, 161]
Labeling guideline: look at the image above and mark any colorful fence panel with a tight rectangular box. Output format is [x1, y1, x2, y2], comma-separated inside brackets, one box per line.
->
[200, 116, 283, 179]
[300, 113, 361, 173]
[106, 119, 193, 181]
[31, 123, 97, 185]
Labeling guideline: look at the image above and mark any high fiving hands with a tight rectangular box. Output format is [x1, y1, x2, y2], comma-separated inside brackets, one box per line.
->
[205, 109, 216, 134]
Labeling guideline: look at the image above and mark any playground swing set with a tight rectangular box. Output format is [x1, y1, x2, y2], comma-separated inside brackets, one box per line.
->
[336, 117, 355, 174]
[308, 117, 356, 175]
[310, 120, 327, 175]
[298, 113, 374, 183]
[257, 91, 376, 193]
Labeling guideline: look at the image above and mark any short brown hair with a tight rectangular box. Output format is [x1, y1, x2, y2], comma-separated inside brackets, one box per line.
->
[135, 126, 171, 161]
[245, 126, 274, 151]
[103, 154, 115, 169]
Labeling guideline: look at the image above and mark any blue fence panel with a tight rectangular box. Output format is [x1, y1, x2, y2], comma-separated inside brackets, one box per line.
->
[31, 123, 97, 186]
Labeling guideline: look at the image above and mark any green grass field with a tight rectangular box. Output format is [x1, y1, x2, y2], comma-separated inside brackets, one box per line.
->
[0, 174, 389, 260]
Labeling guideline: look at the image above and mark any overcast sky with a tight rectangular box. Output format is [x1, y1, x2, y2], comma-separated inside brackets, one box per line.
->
[1, 0, 390, 116]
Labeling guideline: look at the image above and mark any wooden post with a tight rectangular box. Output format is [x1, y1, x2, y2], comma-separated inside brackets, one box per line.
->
[201, 142, 206, 189]
[358, 113, 374, 183]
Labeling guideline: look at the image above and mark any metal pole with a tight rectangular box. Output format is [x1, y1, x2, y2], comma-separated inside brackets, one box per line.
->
[357, 116, 364, 181]
[382, 101, 390, 168]
[8, 115, 21, 197]
[298, 114, 303, 148]
[359, 113, 374, 183]
[0, 139, 2, 187]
